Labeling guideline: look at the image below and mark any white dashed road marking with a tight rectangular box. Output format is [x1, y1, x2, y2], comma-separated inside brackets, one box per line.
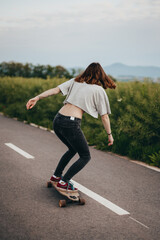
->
[5, 143, 34, 159]
[72, 180, 149, 228]
[72, 180, 130, 216]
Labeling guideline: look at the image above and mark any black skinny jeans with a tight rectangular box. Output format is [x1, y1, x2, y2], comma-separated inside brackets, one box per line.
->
[53, 112, 91, 182]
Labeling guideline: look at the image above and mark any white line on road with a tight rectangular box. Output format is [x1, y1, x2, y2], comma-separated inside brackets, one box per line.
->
[5, 143, 34, 159]
[129, 217, 149, 229]
[131, 160, 160, 173]
[72, 180, 130, 216]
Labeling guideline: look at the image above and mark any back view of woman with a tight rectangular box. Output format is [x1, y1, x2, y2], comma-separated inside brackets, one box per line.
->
[26, 62, 116, 191]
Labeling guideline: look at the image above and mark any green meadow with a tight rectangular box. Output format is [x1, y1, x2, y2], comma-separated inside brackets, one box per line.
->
[0, 77, 160, 167]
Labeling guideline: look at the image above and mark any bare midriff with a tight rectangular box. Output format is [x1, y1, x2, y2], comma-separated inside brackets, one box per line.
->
[59, 103, 84, 119]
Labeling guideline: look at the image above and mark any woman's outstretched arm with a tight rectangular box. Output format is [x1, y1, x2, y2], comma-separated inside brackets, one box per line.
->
[26, 87, 61, 110]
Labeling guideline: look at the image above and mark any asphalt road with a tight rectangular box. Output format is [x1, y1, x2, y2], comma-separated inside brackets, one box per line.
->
[0, 114, 160, 240]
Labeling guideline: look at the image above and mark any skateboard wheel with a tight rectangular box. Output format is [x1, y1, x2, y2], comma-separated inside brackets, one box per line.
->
[47, 181, 52, 188]
[79, 198, 85, 205]
[59, 200, 67, 208]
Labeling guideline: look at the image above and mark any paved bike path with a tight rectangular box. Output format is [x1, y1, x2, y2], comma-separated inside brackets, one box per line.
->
[0, 114, 160, 240]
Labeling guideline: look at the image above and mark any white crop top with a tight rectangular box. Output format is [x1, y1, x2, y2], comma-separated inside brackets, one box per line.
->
[58, 78, 111, 118]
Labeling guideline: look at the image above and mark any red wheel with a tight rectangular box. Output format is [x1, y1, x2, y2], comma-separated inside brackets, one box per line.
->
[59, 200, 67, 207]
[47, 181, 52, 188]
[79, 198, 85, 205]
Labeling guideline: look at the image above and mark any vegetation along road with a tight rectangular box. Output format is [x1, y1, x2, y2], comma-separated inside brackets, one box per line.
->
[0, 76, 160, 167]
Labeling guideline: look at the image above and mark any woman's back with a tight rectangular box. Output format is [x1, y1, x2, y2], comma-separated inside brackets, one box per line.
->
[59, 103, 84, 119]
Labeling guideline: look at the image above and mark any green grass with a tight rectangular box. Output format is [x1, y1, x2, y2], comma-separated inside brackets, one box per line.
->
[0, 77, 160, 167]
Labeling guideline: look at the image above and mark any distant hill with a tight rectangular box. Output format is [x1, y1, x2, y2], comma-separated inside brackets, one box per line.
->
[104, 63, 160, 78]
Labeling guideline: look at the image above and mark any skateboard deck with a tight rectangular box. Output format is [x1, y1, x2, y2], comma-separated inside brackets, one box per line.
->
[47, 181, 85, 207]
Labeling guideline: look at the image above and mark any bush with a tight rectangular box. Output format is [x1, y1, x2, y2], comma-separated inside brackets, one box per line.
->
[149, 151, 160, 168]
[0, 77, 160, 167]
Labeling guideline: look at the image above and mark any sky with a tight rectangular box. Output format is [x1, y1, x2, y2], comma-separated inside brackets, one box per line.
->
[0, 0, 160, 68]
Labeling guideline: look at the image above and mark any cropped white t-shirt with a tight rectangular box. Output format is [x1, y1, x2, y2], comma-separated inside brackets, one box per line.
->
[58, 78, 111, 118]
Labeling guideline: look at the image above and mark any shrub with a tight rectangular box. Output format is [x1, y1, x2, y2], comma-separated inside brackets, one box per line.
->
[149, 151, 160, 168]
[0, 77, 160, 167]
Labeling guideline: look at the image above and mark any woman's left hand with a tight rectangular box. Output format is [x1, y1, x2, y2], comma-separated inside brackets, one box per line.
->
[108, 134, 114, 146]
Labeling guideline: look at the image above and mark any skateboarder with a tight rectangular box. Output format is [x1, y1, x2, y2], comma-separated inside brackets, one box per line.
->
[26, 62, 116, 191]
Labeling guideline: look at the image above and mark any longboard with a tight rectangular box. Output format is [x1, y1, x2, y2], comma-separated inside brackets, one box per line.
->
[47, 181, 85, 207]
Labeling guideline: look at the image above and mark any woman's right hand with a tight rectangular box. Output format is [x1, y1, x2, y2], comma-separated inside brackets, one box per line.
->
[108, 134, 114, 146]
[26, 96, 39, 110]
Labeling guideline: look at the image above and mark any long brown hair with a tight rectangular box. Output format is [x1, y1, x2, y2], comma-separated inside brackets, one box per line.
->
[75, 62, 116, 89]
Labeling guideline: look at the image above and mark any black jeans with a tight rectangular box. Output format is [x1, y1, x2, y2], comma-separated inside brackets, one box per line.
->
[53, 112, 91, 182]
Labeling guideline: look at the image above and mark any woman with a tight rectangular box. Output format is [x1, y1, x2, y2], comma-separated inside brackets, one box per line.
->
[26, 62, 116, 192]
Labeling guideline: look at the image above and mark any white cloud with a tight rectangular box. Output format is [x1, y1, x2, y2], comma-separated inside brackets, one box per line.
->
[0, 0, 160, 31]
